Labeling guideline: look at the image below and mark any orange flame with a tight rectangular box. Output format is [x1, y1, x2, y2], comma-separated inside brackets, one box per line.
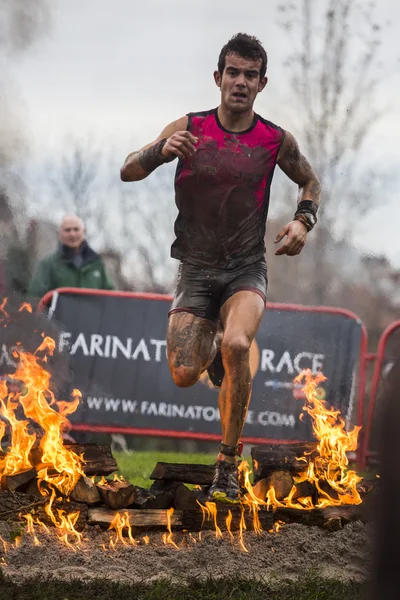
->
[18, 303, 33, 314]
[108, 511, 137, 548]
[162, 507, 178, 549]
[266, 370, 362, 509]
[0, 325, 85, 547]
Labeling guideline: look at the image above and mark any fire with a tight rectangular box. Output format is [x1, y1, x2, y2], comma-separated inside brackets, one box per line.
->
[162, 507, 178, 549]
[108, 512, 137, 548]
[266, 369, 362, 509]
[0, 308, 85, 547]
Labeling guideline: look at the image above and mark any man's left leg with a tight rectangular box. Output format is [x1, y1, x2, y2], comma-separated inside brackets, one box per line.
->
[209, 290, 265, 503]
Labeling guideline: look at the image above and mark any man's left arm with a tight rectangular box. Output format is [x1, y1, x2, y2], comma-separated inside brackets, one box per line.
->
[275, 131, 321, 256]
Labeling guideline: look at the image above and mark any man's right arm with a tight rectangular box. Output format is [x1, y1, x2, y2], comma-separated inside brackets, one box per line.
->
[120, 116, 198, 182]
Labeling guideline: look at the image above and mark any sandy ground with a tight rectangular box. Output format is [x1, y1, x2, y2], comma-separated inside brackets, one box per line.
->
[0, 520, 371, 585]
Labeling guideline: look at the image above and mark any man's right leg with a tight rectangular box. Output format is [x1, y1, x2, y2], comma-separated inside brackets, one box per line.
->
[167, 311, 218, 387]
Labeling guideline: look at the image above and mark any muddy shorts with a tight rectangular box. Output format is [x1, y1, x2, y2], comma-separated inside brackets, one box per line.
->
[169, 259, 268, 321]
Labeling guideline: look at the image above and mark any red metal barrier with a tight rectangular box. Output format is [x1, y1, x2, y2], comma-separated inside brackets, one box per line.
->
[39, 288, 368, 459]
[360, 320, 400, 470]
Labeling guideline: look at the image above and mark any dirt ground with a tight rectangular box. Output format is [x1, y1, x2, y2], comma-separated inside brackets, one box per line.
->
[0, 519, 371, 585]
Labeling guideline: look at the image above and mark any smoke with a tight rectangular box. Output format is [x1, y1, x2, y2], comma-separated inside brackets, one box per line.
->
[0, 1, 52, 167]
[0, 1, 52, 267]
[0, 0, 51, 58]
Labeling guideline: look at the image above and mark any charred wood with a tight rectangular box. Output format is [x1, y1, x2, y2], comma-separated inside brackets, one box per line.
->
[275, 504, 364, 528]
[150, 462, 215, 486]
[1, 468, 37, 492]
[251, 443, 318, 483]
[64, 443, 118, 476]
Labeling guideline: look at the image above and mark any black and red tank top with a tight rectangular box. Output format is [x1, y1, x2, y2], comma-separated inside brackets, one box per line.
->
[172, 108, 285, 269]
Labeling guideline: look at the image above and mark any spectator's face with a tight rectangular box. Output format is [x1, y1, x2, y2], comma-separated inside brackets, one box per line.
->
[59, 218, 85, 249]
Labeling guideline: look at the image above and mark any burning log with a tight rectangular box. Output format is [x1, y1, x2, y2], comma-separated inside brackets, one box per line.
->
[97, 479, 137, 510]
[70, 476, 101, 505]
[251, 472, 294, 502]
[292, 480, 316, 501]
[88, 507, 182, 529]
[251, 443, 318, 483]
[1, 467, 37, 492]
[88, 504, 274, 533]
[274, 503, 365, 528]
[150, 462, 215, 486]
[64, 443, 118, 476]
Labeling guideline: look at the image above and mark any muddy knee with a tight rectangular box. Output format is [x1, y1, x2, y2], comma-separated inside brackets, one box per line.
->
[170, 364, 202, 387]
[221, 336, 251, 365]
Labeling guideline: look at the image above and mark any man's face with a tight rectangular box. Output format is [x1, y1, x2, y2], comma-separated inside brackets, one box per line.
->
[214, 53, 267, 114]
[59, 218, 85, 249]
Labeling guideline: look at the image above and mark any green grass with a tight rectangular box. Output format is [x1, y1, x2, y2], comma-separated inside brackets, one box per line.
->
[0, 570, 368, 600]
[113, 451, 252, 488]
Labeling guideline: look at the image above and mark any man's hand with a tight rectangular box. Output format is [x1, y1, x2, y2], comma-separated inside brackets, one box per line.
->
[274, 220, 308, 256]
[162, 131, 198, 160]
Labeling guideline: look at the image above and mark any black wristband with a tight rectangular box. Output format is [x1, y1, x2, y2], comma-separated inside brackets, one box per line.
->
[295, 200, 318, 216]
[138, 138, 169, 173]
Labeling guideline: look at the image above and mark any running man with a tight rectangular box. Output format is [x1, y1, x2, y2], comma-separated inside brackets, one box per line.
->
[120, 33, 321, 503]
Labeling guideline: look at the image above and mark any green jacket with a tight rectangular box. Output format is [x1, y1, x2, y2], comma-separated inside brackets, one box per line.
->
[28, 242, 115, 300]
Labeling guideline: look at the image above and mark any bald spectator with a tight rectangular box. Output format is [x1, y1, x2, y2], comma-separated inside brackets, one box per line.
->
[28, 215, 115, 299]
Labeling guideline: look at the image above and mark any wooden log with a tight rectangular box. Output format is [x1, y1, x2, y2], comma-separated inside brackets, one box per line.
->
[150, 462, 215, 485]
[292, 480, 316, 501]
[173, 483, 199, 510]
[141, 481, 179, 510]
[88, 507, 182, 529]
[251, 443, 318, 483]
[97, 480, 137, 510]
[64, 443, 118, 476]
[70, 476, 101, 505]
[275, 504, 364, 528]
[88, 504, 274, 533]
[251, 473, 294, 502]
[317, 479, 339, 501]
[1, 468, 37, 492]
[265, 471, 294, 501]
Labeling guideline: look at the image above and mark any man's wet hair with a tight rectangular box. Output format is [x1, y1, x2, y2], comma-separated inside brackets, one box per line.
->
[218, 33, 268, 79]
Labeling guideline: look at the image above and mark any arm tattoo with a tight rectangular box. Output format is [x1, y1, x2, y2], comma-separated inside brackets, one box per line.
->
[138, 138, 168, 173]
[278, 133, 321, 203]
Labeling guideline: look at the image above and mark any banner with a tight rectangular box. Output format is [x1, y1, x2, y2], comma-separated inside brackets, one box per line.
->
[44, 290, 365, 443]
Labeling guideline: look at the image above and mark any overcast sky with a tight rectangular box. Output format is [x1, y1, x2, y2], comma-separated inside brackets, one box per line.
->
[9, 0, 400, 266]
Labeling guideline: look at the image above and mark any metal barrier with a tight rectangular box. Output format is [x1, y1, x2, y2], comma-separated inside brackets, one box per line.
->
[360, 320, 400, 470]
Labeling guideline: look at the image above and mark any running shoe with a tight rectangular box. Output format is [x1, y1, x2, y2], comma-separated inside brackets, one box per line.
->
[208, 460, 241, 504]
